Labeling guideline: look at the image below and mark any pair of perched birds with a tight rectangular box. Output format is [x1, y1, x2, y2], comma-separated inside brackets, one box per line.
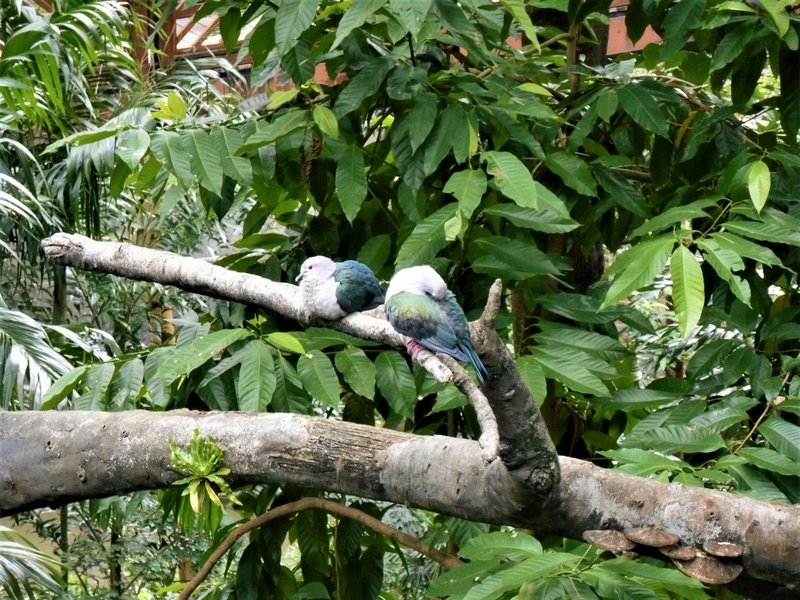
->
[296, 256, 487, 383]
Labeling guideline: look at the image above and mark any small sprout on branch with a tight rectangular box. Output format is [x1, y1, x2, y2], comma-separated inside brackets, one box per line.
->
[169, 429, 242, 512]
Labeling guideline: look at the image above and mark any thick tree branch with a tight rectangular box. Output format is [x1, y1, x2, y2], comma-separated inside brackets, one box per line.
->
[1, 410, 799, 591]
[179, 497, 463, 600]
[41, 233, 505, 461]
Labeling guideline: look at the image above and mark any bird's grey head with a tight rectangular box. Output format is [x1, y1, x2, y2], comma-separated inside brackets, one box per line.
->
[386, 265, 448, 301]
[296, 256, 336, 283]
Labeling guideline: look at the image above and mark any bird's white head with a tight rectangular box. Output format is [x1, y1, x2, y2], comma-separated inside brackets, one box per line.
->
[386, 265, 448, 301]
[296, 256, 336, 283]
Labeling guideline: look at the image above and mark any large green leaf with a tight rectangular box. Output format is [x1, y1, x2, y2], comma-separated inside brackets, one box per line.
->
[544, 152, 597, 197]
[472, 236, 560, 280]
[236, 110, 309, 154]
[617, 84, 670, 138]
[41, 366, 88, 410]
[116, 129, 150, 170]
[639, 425, 727, 454]
[531, 348, 610, 397]
[312, 105, 339, 139]
[600, 236, 675, 309]
[760, 0, 790, 37]
[498, 0, 539, 48]
[395, 203, 458, 268]
[211, 127, 253, 188]
[697, 238, 750, 305]
[482, 204, 579, 233]
[462, 553, 579, 600]
[182, 129, 224, 195]
[661, 0, 705, 55]
[332, 0, 388, 49]
[710, 231, 781, 265]
[408, 92, 438, 153]
[747, 160, 770, 214]
[336, 144, 368, 223]
[375, 351, 416, 419]
[482, 151, 538, 208]
[723, 219, 800, 246]
[335, 346, 376, 399]
[275, 0, 322, 56]
[594, 388, 683, 411]
[150, 131, 195, 189]
[516, 356, 547, 404]
[334, 56, 395, 117]
[156, 329, 252, 383]
[594, 165, 647, 216]
[443, 168, 487, 219]
[670, 245, 705, 339]
[238, 340, 276, 412]
[532, 324, 628, 362]
[738, 447, 800, 477]
[297, 350, 340, 408]
[760, 416, 800, 463]
[74, 363, 115, 411]
[458, 531, 542, 562]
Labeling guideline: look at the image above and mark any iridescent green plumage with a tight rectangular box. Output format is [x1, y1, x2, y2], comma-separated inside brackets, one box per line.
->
[385, 266, 487, 383]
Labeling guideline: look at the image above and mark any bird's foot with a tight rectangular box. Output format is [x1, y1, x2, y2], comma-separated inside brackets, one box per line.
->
[478, 432, 500, 464]
[406, 338, 424, 360]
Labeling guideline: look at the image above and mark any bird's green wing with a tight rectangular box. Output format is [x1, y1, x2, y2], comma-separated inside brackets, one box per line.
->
[385, 292, 460, 355]
[334, 260, 385, 313]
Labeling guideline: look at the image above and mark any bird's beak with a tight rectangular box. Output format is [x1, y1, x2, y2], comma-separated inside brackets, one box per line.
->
[295, 271, 304, 282]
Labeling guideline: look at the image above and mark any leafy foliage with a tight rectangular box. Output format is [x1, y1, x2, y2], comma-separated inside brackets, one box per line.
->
[8, 0, 800, 596]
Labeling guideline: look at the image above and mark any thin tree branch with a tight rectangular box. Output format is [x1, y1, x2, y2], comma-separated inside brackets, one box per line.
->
[177, 497, 463, 600]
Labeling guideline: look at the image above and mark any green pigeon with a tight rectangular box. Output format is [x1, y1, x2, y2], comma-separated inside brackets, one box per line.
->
[385, 265, 488, 383]
[296, 256, 385, 319]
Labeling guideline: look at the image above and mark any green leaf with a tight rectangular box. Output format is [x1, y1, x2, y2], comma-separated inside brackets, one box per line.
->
[472, 236, 561, 280]
[375, 351, 416, 419]
[593, 165, 647, 216]
[395, 203, 458, 268]
[334, 57, 395, 117]
[444, 169, 487, 219]
[116, 129, 150, 170]
[760, 416, 800, 463]
[498, 0, 539, 49]
[601, 557, 706, 596]
[150, 131, 195, 189]
[297, 350, 341, 408]
[670, 245, 705, 338]
[182, 130, 224, 195]
[238, 340, 276, 412]
[711, 231, 782, 265]
[156, 329, 252, 383]
[594, 388, 683, 411]
[459, 531, 542, 562]
[335, 346, 376, 399]
[661, 0, 705, 56]
[45, 122, 130, 153]
[275, 0, 322, 56]
[75, 363, 116, 411]
[601, 448, 689, 470]
[630, 199, 716, 238]
[267, 332, 306, 354]
[738, 447, 800, 477]
[544, 152, 597, 197]
[313, 105, 339, 139]
[332, 0, 388, 48]
[482, 204, 580, 233]
[408, 92, 438, 153]
[727, 463, 790, 503]
[723, 220, 800, 247]
[236, 110, 309, 154]
[426, 560, 502, 598]
[109, 359, 144, 409]
[516, 356, 547, 404]
[600, 237, 675, 309]
[336, 144, 368, 223]
[747, 160, 770, 214]
[617, 84, 670, 138]
[760, 0, 790, 37]
[211, 127, 253, 188]
[640, 425, 727, 454]
[357, 235, 391, 273]
[697, 238, 751, 305]
[482, 151, 538, 208]
[531, 349, 610, 397]
[462, 553, 579, 600]
[41, 366, 88, 410]
[533, 324, 628, 362]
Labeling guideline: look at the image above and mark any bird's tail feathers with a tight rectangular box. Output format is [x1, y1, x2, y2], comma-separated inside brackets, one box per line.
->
[463, 345, 488, 384]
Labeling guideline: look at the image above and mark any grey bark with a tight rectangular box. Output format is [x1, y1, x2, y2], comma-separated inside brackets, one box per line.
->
[13, 232, 797, 593]
[1, 410, 798, 593]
